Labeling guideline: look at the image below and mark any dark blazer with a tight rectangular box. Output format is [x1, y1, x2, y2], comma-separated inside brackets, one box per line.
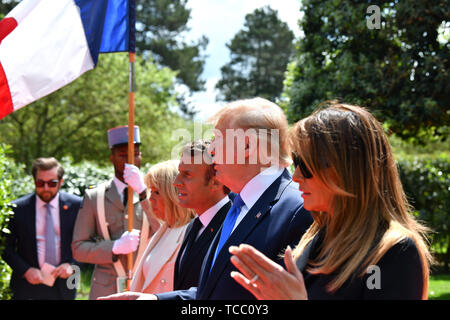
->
[173, 201, 231, 290]
[297, 230, 424, 300]
[157, 169, 313, 300]
[2, 192, 82, 300]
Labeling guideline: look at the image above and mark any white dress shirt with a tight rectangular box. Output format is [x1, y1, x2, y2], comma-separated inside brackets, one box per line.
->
[113, 176, 128, 204]
[36, 193, 61, 268]
[232, 166, 284, 232]
[178, 196, 231, 262]
[197, 195, 230, 240]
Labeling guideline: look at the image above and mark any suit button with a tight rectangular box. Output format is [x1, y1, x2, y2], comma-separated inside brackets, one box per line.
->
[125, 214, 128, 219]
[160, 279, 166, 284]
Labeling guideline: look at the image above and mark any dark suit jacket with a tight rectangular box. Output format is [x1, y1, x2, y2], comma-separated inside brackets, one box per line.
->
[2, 192, 82, 300]
[173, 201, 231, 290]
[296, 230, 424, 300]
[157, 169, 313, 300]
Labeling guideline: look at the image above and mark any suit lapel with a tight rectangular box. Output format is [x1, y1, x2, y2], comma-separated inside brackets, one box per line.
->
[104, 180, 123, 211]
[58, 192, 67, 263]
[28, 194, 39, 267]
[173, 220, 195, 286]
[199, 170, 292, 299]
[141, 225, 186, 292]
[175, 201, 230, 289]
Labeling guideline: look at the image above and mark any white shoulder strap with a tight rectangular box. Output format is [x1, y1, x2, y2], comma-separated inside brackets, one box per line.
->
[96, 182, 126, 278]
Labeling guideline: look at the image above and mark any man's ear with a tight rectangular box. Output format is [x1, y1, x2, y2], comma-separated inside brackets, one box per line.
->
[245, 134, 259, 163]
[208, 177, 222, 191]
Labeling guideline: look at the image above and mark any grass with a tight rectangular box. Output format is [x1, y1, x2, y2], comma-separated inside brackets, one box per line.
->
[75, 266, 450, 300]
[429, 274, 450, 300]
[75, 264, 93, 300]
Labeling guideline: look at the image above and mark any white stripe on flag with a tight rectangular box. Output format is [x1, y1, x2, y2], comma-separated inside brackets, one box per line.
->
[0, 0, 94, 111]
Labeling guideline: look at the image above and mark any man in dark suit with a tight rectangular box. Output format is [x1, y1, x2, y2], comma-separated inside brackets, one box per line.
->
[99, 97, 313, 301]
[2, 157, 82, 300]
[172, 140, 231, 290]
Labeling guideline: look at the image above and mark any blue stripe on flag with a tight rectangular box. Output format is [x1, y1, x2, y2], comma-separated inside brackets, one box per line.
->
[74, 0, 108, 66]
[75, 0, 131, 66]
[99, 0, 129, 53]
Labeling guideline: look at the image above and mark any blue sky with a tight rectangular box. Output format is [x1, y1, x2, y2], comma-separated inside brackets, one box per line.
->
[182, 0, 303, 121]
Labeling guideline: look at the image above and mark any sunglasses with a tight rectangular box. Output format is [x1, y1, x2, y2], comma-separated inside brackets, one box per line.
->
[292, 152, 313, 179]
[35, 179, 60, 188]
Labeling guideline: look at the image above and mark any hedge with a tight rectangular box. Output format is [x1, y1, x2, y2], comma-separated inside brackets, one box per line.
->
[0, 145, 14, 299]
[398, 157, 450, 271]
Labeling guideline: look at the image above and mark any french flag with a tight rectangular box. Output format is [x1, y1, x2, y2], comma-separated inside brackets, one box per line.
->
[0, 0, 135, 119]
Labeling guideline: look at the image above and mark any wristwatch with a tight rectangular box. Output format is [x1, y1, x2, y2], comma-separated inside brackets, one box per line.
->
[139, 189, 148, 202]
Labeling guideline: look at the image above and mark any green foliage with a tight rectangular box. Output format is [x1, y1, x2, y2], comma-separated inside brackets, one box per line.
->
[0, 144, 14, 299]
[0, 53, 185, 168]
[284, 0, 449, 142]
[58, 158, 113, 197]
[398, 157, 450, 270]
[0, 0, 18, 19]
[429, 274, 450, 300]
[216, 6, 295, 102]
[136, 0, 208, 93]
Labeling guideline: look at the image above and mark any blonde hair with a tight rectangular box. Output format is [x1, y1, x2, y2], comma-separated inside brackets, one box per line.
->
[144, 160, 195, 227]
[290, 102, 432, 298]
[209, 97, 291, 167]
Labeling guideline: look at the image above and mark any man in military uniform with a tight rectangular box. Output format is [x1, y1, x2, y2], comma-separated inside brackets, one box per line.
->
[71, 125, 159, 300]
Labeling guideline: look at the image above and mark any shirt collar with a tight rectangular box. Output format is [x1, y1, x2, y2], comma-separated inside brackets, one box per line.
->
[198, 196, 230, 227]
[239, 166, 284, 211]
[36, 192, 60, 209]
[113, 176, 128, 195]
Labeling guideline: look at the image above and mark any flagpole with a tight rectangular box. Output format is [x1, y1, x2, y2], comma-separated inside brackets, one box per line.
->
[127, 0, 136, 292]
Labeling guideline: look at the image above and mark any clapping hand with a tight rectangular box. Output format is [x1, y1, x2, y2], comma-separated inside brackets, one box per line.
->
[229, 244, 308, 300]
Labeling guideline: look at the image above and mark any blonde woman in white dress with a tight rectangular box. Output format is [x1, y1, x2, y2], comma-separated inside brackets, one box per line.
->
[101, 160, 195, 298]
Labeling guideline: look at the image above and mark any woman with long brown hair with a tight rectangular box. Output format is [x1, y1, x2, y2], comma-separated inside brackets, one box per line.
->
[229, 102, 432, 299]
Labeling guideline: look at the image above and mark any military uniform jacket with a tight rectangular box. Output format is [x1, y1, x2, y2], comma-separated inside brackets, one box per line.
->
[71, 179, 152, 300]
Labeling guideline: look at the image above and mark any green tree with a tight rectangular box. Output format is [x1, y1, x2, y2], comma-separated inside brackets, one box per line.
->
[283, 0, 449, 142]
[0, 53, 184, 167]
[215, 6, 295, 102]
[0, 0, 18, 19]
[136, 0, 208, 93]
[0, 0, 207, 118]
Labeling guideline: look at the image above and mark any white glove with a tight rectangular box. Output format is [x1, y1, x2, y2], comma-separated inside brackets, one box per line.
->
[124, 164, 147, 194]
[112, 229, 140, 255]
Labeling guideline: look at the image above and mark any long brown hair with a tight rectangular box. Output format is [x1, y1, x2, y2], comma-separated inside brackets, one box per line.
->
[290, 102, 432, 298]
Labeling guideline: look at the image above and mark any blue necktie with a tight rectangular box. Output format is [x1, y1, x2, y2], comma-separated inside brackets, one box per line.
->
[210, 194, 244, 270]
[45, 204, 58, 266]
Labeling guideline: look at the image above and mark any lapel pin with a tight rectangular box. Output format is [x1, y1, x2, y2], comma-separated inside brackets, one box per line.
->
[210, 228, 214, 232]
[63, 204, 69, 210]
[255, 212, 261, 219]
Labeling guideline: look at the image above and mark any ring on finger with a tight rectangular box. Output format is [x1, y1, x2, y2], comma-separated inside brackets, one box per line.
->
[250, 274, 259, 284]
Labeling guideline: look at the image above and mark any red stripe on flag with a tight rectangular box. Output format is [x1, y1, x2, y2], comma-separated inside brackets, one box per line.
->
[0, 62, 13, 119]
[0, 17, 18, 44]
